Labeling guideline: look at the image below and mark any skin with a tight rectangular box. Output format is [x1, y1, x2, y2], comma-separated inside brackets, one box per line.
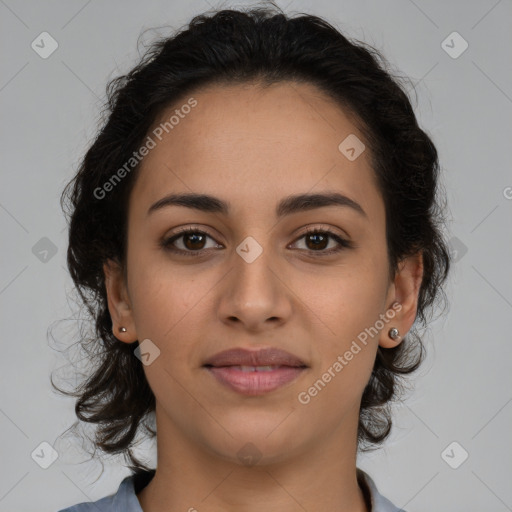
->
[104, 81, 423, 512]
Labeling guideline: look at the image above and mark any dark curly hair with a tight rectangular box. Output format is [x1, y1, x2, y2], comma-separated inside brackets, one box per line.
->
[52, 2, 451, 474]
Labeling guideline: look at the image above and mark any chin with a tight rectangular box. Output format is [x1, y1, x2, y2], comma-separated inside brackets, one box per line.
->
[203, 419, 307, 467]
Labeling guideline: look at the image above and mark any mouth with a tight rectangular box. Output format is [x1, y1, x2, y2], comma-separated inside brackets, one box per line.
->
[203, 347, 308, 396]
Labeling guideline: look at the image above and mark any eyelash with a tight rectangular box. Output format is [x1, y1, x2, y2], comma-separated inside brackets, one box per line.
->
[160, 226, 354, 258]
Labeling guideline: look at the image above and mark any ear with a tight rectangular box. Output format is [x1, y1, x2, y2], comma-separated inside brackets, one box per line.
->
[379, 251, 424, 348]
[103, 259, 137, 343]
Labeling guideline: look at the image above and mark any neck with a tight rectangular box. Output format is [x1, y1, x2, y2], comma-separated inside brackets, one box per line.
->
[137, 407, 369, 512]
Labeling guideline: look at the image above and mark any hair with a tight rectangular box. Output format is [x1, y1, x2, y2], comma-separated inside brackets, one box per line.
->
[53, 2, 451, 474]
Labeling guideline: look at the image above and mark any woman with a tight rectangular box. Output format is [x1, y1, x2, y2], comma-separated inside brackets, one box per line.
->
[55, 4, 451, 511]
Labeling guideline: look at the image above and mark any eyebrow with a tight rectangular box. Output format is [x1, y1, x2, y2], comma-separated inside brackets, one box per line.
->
[147, 191, 367, 219]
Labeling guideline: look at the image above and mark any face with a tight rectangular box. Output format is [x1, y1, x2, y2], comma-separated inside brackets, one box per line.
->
[105, 81, 422, 465]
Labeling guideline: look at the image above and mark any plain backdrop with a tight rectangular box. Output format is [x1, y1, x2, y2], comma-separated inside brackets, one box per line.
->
[1, 0, 511, 511]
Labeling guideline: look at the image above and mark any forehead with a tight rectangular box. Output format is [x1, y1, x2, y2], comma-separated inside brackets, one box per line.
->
[130, 81, 381, 221]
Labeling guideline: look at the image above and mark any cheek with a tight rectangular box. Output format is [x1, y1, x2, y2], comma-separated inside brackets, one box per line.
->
[127, 264, 209, 404]
[297, 257, 389, 403]
[298, 257, 389, 339]
[130, 266, 203, 342]
[295, 268, 385, 413]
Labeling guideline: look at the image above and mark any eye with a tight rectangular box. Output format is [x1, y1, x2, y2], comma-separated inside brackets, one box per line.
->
[161, 226, 354, 257]
[290, 228, 353, 256]
[161, 227, 222, 256]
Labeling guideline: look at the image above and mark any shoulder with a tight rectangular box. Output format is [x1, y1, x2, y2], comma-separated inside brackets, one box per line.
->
[357, 468, 407, 512]
[56, 489, 118, 512]
[57, 470, 155, 512]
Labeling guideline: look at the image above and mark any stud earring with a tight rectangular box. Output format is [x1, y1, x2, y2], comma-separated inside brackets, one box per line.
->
[118, 326, 127, 333]
[388, 327, 400, 340]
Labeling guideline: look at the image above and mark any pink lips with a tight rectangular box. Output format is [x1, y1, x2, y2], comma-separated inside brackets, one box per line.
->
[203, 347, 308, 396]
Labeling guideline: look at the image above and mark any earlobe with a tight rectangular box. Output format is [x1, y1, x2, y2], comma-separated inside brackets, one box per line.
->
[103, 259, 137, 343]
[379, 251, 423, 349]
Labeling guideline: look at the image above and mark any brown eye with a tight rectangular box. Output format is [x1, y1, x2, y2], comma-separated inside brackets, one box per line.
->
[182, 232, 207, 250]
[291, 228, 354, 256]
[161, 228, 222, 256]
[304, 232, 329, 250]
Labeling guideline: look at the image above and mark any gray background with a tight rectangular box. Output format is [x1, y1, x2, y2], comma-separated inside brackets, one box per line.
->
[1, 0, 511, 510]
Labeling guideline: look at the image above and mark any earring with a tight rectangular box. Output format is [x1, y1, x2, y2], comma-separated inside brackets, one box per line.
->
[118, 326, 127, 333]
[388, 327, 400, 340]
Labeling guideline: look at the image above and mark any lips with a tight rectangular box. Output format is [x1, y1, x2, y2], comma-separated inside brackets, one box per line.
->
[203, 347, 308, 395]
[203, 347, 307, 368]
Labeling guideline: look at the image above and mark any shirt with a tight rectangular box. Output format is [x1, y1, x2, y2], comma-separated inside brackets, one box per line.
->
[57, 467, 405, 512]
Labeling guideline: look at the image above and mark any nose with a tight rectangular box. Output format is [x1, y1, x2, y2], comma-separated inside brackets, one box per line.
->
[216, 240, 293, 333]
